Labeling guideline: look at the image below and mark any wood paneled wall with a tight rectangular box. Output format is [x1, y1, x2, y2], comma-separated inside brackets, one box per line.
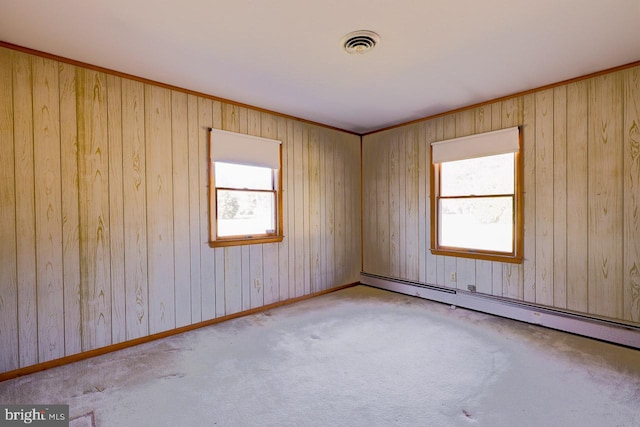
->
[363, 66, 640, 326]
[0, 47, 361, 373]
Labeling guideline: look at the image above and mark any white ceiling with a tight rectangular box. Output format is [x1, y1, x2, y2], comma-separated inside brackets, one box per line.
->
[1, 0, 639, 134]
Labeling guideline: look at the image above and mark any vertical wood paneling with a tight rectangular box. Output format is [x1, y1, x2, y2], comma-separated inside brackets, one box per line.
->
[106, 74, 126, 344]
[624, 67, 640, 323]
[1, 49, 363, 373]
[302, 124, 311, 295]
[353, 133, 362, 280]
[367, 134, 378, 275]
[198, 97, 215, 319]
[389, 133, 400, 278]
[0, 48, 18, 372]
[262, 243, 279, 301]
[345, 132, 360, 281]
[588, 74, 623, 319]
[212, 101, 225, 318]
[418, 122, 428, 284]
[375, 133, 384, 279]
[224, 246, 242, 315]
[378, 132, 390, 277]
[13, 51, 38, 366]
[362, 133, 373, 274]
[398, 131, 407, 279]
[501, 95, 524, 301]
[277, 116, 290, 302]
[423, 121, 437, 285]
[405, 126, 419, 281]
[534, 89, 554, 306]
[434, 118, 445, 287]
[214, 246, 225, 315]
[32, 57, 64, 362]
[322, 128, 336, 292]
[242, 246, 253, 310]
[171, 90, 191, 327]
[318, 128, 327, 289]
[309, 127, 321, 291]
[553, 86, 568, 309]
[287, 120, 298, 298]
[336, 132, 348, 290]
[475, 261, 492, 295]
[339, 132, 350, 283]
[566, 81, 589, 313]
[59, 62, 82, 357]
[187, 94, 202, 323]
[145, 84, 175, 333]
[361, 133, 370, 272]
[260, 112, 279, 304]
[293, 122, 305, 296]
[122, 78, 148, 339]
[362, 132, 374, 274]
[376, 132, 385, 278]
[77, 68, 111, 350]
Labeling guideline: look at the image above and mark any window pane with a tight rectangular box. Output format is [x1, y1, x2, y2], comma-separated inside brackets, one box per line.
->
[215, 162, 273, 190]
[440, 153, 514, 197]
[439, 197, 513, 252]
[217, 190, 275, 237]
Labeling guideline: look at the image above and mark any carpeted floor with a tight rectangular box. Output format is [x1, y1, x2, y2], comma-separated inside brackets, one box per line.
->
[69, 413, 95, 427]
[1, 285, 639, 427]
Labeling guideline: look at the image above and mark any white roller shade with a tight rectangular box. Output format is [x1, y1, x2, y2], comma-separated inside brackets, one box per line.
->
[210, 128, 282, 169]
[431, 126, 520, 163]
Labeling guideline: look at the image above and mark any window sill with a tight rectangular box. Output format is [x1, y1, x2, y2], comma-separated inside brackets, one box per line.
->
[209, 235, 284, 248]
[430, 248, 523, 264]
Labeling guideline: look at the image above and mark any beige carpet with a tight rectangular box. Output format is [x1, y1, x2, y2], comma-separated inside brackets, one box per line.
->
[69, 413, 95, 427]
[1, 286, 639, 426]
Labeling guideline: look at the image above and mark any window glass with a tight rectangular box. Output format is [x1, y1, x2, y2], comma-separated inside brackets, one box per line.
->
[214, 162, 273, 190]
[439, 196, 513, 252]
[440, 153, 514, 197]
[216, 190, 275, 237]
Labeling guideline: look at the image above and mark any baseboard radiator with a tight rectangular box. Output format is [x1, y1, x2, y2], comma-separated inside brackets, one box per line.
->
[360, 272, 640, 350]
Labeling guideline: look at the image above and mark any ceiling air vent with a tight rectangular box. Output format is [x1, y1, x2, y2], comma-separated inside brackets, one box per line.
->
[342, 30, 380, 54]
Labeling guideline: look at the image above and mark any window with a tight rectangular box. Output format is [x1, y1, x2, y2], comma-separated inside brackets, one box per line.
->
[209, 128, 283, 247]
[430, 127, 522, 263]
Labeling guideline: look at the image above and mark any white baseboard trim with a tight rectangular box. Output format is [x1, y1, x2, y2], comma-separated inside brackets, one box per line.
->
[360, 273, 640, 349]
